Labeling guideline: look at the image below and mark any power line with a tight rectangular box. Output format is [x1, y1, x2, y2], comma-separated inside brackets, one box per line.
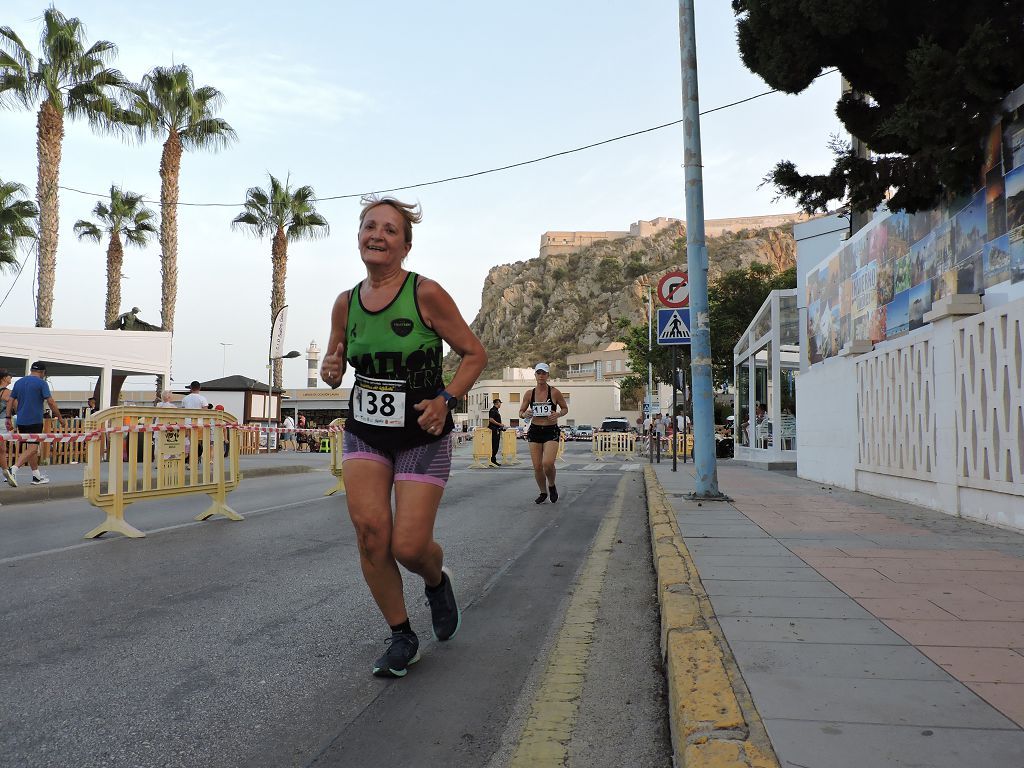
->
[56, 69, 840, 209]
[0, 240, 36, 312]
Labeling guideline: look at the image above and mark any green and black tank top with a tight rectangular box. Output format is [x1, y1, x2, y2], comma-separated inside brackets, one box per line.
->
[345, 272, 453, 450]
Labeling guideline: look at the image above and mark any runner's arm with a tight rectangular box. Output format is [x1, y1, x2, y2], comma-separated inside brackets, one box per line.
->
[552, 387, 569, 418]
[415, 280, 487, 425]
[321, 291, 350, 388]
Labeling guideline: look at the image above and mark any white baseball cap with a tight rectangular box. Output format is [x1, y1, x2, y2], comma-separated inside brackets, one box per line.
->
[534, 362, 550, 373]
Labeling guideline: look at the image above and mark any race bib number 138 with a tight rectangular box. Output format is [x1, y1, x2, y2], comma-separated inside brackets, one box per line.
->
[353, 376, 406, 427]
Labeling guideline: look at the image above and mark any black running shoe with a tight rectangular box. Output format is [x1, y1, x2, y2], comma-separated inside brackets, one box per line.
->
[372, 629, 420, 678]
[535, 492, 548, 504]
[425, 566, 461, 641]
[548, 485, 558, 503]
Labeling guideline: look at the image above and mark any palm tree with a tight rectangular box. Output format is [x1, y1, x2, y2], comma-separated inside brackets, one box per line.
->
[0, 8, 127, 326]
[231, 174, 329, 387]
[73, 185, 157, 329]
[123, 64, 236, 338]
[0, 177, 38, 273]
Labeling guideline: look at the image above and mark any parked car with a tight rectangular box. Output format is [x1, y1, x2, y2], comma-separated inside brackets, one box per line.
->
[574, 424, 594, 441]
[600, 417, 630, 433]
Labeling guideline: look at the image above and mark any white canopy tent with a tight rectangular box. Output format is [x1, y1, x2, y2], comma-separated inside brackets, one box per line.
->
[0, 325, 172, 408]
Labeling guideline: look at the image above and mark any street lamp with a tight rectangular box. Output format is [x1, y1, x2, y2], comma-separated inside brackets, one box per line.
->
[219, 342, 232, 377]
[265, 349, 301, 453]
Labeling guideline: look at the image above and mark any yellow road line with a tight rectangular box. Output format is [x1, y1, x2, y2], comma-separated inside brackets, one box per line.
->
[508, 474, 628, 767]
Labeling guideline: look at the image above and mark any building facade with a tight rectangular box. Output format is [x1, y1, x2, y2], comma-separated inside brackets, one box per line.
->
[565, 342, 633, 381]
[463, 370, 621, 431]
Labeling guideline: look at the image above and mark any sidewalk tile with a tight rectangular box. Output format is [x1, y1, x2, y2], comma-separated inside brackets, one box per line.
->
[743, 673, 1016, 728]
[965, 682, 1024, 727]
[856, 598, 959, 621]
[693, 564, 823, 582]
[929, 596, 1024, 621]
[761, 719, 1024, 768]
[720, 616, 905, 645]
[919, 647, 1024, 684]
[713, 596, 873, 620]
[730, 640, 952, 680]
[701, 579, 847, 598]
[884, 620, 1024, 648]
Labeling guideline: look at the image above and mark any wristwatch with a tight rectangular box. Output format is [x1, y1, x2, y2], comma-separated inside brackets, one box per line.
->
[438, 389, 458, 410]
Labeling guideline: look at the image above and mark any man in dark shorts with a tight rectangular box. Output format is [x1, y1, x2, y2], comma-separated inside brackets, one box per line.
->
[487, 397, 504, 466]
[6, 361, 62, 486]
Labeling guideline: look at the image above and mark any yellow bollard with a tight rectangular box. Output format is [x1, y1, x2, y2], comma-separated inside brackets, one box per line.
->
[469, 427, 493, 468]
[82, 406, 243, 539]
[501, 429, 521, 465]
[324, 418, 346, 496]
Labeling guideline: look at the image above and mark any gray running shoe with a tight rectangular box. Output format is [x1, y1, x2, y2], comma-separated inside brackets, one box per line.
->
[372, 630, 420, 678]
[425, 566, 461, 641]
[5, 467, 16, 488]
[31, 475, 49, 485]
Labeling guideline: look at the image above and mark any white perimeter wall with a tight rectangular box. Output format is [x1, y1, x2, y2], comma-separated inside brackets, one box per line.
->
[796, 355, 858, 488]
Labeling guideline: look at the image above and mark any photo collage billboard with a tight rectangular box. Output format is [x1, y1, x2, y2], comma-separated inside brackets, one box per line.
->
[806, 107, 1024, 366]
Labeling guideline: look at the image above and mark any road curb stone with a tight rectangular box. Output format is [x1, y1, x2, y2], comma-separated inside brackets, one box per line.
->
[643, 466, 780, 768]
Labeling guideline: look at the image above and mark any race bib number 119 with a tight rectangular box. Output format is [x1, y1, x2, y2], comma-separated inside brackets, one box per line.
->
[353, 377, 406, 427]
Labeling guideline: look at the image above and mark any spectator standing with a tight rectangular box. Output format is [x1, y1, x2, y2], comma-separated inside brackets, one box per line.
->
[156, 391, 177, 408]
[282, 414, 296, 451]
[6, 362, 62, 486]
[181, 381, 209, 461]
[0, 370, 15, 485]
[181, 381, 208, 410]
[487, 397, 504, 466]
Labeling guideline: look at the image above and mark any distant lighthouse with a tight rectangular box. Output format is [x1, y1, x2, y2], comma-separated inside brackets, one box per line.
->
[306, 340, 320, 388]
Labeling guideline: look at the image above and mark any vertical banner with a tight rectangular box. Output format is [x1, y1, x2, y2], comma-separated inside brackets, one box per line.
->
[270, 305, 289, 360]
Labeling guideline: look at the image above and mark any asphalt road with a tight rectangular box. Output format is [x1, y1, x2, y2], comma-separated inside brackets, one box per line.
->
[1, 444, 670, 767]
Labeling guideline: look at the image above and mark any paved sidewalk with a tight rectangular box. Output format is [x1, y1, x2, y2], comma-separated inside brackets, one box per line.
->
[650, 459, 1024, 768]
[0, 451, 330, 505]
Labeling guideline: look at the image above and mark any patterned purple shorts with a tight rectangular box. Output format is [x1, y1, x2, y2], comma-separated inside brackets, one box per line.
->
[342, 430, 453, 488]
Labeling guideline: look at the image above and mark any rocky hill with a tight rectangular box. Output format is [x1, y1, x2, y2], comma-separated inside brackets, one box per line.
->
[454, 224, 795, 379]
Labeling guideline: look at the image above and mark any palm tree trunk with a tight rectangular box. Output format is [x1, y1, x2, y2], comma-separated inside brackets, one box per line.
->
[105, 232, 124, 329]
[159, 130, 182, 334]
[35, 101, 64, 328]
[271, 227, 288, 389]
[158, 130, 183, 397]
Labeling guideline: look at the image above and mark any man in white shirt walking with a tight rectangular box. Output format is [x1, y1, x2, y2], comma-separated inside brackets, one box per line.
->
[181, 381, 208, 410]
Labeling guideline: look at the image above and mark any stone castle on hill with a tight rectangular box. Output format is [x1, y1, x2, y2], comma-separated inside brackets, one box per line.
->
[538, 213, 807, 258]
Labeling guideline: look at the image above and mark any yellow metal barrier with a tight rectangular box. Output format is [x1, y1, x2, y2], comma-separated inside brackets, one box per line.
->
[674, 432, 693, 459]
[324, 419, 346, 496]
[592, 431, 636, 460]
[501, 429, 521, 465]
[469, 427, 493, 468]
[557, 433, 567, 464]
[82, 406, 242, 539]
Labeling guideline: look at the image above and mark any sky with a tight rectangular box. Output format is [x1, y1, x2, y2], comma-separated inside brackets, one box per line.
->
[0, 1, 844, 391]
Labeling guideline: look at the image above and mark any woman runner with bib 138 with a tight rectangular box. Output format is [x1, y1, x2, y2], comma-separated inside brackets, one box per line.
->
[320, 195, 486, 679]
[519, 362, 568, 504]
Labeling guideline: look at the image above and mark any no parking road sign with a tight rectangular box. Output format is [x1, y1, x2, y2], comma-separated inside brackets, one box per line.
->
[657, 308, 691, 345]
[656, 271, 689, 308]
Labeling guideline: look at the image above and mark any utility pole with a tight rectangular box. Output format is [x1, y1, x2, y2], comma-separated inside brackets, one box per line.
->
[678, 0, 724, 498]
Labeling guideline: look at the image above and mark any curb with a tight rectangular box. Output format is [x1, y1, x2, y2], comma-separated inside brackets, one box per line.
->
[0, 464, 318, 507]
[643, 466, 779, 768]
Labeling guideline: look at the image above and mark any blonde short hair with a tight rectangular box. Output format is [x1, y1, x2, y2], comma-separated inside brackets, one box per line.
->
[359, 194, 422, 244]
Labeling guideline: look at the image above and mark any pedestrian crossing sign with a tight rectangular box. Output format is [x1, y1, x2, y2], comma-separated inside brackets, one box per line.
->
[657, 308, 691, 345]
